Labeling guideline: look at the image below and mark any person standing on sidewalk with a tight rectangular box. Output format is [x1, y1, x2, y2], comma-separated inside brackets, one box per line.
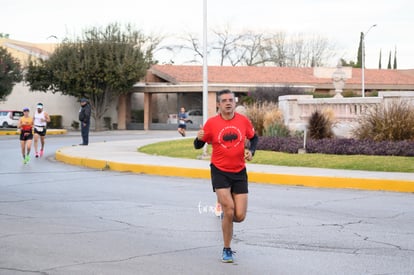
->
[33, 103, 50, 158]
[18, 107, 34, 164]
[177, 107, 189, 137]
[193, 89, 258, 263]
[78, 98, 91, 145]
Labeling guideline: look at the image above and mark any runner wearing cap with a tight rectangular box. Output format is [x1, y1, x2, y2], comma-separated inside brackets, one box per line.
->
[33, 103, 50, 158]
[18, 107, 34, 164]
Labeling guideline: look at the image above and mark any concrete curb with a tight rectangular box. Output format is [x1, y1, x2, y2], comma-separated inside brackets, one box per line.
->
[0, 129, 67, 135]
[247, 171, 414, 193]
[55, 150, 211, 178]
[55, 149, 414, 193]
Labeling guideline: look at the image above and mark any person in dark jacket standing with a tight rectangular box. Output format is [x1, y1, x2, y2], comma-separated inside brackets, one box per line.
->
[78, 98, 91, 145]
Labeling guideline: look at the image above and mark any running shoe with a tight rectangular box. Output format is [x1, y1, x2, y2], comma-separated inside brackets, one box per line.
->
[222, 248, 235, 263]
[24, 155, 30, 164]
[35, 152, 39, 158]
[39, 150, 44, 157]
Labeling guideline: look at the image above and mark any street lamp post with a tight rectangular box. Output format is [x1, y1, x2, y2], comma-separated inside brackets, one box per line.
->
[361, 24, 377, 97]
[202, 0, 208, 157]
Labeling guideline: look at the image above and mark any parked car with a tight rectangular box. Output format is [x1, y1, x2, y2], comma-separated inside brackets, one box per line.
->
[0, 110, 24, 128]
[186, 109, 203, 126]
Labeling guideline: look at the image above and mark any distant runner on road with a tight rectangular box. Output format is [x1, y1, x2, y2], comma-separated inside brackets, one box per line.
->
[33, 102, 50, 158]
[18, 107, 34, 164]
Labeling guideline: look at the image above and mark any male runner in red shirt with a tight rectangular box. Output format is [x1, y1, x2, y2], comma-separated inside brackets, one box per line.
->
[194, 89, 258, 263]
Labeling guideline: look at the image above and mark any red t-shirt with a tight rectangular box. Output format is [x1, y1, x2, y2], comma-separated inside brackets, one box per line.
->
[201, 113, 255, 173]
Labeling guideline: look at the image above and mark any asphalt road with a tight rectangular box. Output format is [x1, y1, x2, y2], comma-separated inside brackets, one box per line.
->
[1, 131, 413, 275]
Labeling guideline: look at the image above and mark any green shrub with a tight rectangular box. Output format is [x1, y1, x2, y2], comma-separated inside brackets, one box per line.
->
[245, 102, 281, 136]
[131, 109, 144, 123]
[104, 117, 112, 130]
[369, 90, 378, 97]
[342, 90, 357, 97]
[48, 115, 62, 129]
[312, 92, 332, 98]
[71, 120, 79, 130]
[263, 123, 291, 137]
[308, 110, 334, 139]
[241, 86, 307, 104]
[352, 100, 414, 141]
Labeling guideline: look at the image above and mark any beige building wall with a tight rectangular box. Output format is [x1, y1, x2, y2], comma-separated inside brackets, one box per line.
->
[0, 82, 118, 129]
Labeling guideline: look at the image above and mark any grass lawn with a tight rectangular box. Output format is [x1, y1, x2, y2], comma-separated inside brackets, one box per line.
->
[138, 138, 414, 173]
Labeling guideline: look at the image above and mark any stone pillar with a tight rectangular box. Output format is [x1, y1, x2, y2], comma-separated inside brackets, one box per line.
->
[207, 92, 217, 118]
[143, 92, 152, 130]
[117, 94, 127, 130]
[278, 95, 313, 130]
[332, 62, 347, 98]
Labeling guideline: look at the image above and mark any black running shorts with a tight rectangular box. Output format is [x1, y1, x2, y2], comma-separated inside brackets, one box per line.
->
[210, 163, 248, 194]
[20, 131, 33, 141]
[34, 126, 47, 136]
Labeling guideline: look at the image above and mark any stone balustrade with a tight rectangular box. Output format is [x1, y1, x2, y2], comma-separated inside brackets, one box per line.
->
[278, 91, 414, 137]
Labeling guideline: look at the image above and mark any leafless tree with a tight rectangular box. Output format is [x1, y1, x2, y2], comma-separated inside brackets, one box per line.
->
[211, 27, 245, 66]
[167, 26, 337, 67]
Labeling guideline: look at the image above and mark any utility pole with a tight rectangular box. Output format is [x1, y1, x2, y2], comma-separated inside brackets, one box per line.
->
[202, 0, 208, 157]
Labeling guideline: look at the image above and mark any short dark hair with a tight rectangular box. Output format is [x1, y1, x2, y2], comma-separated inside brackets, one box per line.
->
[216, 89, 234, 102]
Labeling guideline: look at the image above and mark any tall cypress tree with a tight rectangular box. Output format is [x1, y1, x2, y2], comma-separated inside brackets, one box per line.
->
[393, 46, 397, 69]
[356, 32, 363, 68]
[378, 49, 382, 69]
[387, 51, 392, 69]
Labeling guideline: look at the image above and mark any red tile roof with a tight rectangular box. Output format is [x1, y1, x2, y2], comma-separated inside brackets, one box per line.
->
[150, 65, 414, 87]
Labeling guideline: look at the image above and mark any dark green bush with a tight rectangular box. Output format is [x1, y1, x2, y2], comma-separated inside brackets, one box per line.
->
[131, 109, 144, 123]
[308, 110, 334, 139]
[312, 93, 332, 98]
[104, 117, 112, 130]
[241, 86, 307, 104]
[71, 120, 79, 130]
[342, 90, 357, 97]
[48, 115, 62, 129]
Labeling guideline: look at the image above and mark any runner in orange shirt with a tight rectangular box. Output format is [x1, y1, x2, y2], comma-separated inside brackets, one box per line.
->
[18, 107, 34, 164]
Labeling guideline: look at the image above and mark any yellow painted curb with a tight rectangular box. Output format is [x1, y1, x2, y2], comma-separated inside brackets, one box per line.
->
[0, 129, 67, 135]
[55, 149, 211, 179]
[55, 150, 414, 193]
[248, 172, 414, 193]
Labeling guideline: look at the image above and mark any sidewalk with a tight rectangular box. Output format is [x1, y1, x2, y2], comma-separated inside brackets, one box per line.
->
[55, 136, 414, 193]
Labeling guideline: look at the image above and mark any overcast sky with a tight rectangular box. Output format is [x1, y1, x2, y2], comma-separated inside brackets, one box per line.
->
[1, 0, 413, 68]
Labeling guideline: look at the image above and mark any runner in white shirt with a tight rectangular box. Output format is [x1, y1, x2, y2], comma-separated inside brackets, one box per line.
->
[33, 103, 50, 158]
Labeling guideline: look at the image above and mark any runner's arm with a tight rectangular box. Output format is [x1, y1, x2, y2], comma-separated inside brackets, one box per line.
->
[194, 138, 206, 149]
[44, 112, 51, 123]
[248, 134, 258, 156]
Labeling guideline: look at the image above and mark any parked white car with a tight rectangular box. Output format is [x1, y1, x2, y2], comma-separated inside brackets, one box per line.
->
[167, 109, 203, 126]
[186, 109, 203, 126]
[0, 110, 24, 128]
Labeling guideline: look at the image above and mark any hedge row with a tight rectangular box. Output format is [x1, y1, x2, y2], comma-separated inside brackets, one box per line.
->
[257, 137, 414, 156]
